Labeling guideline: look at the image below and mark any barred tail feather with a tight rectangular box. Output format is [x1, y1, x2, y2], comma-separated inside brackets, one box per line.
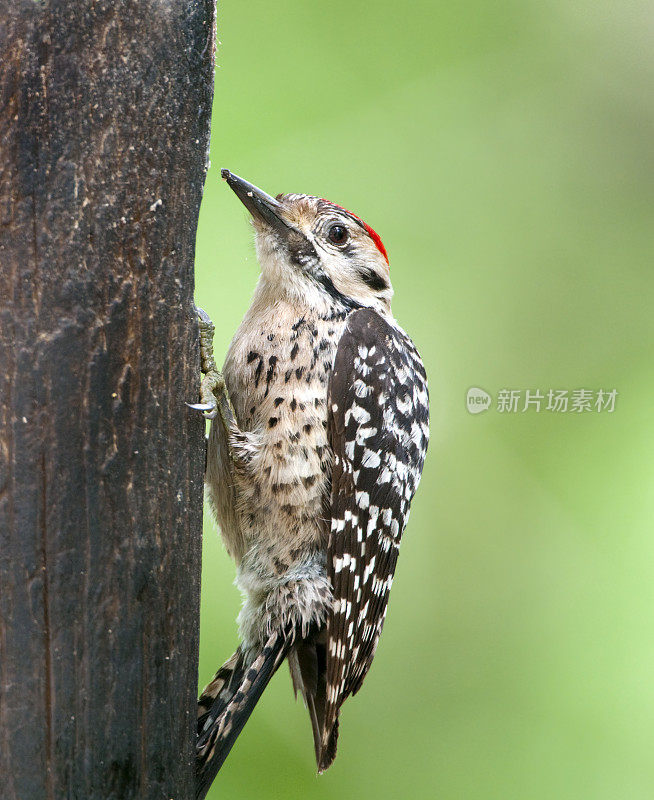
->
[287, 631, 339, 773]
[318, 718, 339, 773]
[196, 632, 291, 800]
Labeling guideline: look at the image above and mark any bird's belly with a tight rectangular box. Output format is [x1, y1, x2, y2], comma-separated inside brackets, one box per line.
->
[206, 304, 349, 593]
[230, 374, 333, 580]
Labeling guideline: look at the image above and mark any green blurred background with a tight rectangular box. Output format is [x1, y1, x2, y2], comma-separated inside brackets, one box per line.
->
[194, 2, 654, 798]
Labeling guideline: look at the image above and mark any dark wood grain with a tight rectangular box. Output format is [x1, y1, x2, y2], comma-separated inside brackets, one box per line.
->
[0, 2, 215, 797]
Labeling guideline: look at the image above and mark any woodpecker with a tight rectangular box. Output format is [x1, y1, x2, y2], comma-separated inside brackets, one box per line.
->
[192, 170, 429, 799]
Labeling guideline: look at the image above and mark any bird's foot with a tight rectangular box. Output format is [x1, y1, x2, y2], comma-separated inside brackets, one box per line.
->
[188, 307, 236, 427]
[188, 369, 225, 420]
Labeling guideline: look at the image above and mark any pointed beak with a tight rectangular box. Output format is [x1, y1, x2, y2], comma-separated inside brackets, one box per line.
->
[221, 169, 292, 237]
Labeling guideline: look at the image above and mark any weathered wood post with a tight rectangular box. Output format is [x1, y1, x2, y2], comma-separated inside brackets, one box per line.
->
[0, 2, 215, 797]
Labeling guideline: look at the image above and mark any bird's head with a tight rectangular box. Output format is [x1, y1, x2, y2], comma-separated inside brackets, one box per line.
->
[221, 169, 393, 314]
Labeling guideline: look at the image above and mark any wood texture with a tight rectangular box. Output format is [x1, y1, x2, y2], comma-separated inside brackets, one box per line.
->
[0, 2, 215, 797]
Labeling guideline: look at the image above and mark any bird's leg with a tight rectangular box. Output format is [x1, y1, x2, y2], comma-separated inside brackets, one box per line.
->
[188, 306, 237, 433]
[190, 307, 261, 475]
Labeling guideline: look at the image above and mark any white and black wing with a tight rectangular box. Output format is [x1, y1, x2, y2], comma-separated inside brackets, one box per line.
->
[320, 307, 429, 769]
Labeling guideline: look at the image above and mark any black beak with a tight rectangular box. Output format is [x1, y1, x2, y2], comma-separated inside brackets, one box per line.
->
[221, 169, 291, 237]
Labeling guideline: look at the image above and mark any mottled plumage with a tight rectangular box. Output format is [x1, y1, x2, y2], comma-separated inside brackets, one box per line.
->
[195, 171, 429, 797]
[322, 308, 429, 766]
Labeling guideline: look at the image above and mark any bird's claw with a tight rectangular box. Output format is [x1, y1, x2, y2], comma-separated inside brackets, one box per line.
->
[189, 306, 236, 426]
[187, 401, 218, 420]
[188, 368, 225, 420]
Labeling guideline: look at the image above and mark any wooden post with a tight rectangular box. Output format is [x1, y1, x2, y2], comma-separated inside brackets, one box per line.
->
[0, 2, 215, 797]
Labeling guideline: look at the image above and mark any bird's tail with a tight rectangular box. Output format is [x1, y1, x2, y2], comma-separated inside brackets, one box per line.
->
[287, 629, 339, 773]
[196, 631, 292, 800]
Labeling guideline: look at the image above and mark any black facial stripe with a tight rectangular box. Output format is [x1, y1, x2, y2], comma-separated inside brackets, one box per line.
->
[359, 267, 388, 292]
[314, 271, 362, 310]
[281, 227, 356, 308]
[287, 232, 318, 267]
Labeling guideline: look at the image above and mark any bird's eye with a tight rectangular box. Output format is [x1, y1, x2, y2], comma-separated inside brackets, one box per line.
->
[327, 224, 349, 245]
